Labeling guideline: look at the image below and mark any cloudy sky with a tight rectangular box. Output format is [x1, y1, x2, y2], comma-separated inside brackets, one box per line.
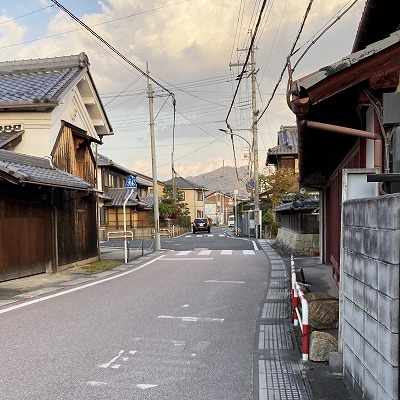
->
[0, 0, 366, 184]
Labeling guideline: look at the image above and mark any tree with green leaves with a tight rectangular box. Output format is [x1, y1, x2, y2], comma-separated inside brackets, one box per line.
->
[156, 184, 190, 226]
[259, 167, 299, 236]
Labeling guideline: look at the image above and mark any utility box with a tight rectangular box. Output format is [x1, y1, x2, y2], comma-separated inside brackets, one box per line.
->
[383, 92, 400, 125]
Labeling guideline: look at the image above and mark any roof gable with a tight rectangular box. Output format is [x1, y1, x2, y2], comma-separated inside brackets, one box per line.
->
[0, 52, 112, 137]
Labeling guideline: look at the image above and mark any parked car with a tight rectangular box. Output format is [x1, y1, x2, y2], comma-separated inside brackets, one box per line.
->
[192, 218, 210, 233]
[228, 215, 235, 228]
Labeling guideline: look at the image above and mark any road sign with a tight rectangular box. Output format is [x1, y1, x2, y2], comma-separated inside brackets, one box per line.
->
[246, 178, 255, 191]
[125, 175, 137, 189]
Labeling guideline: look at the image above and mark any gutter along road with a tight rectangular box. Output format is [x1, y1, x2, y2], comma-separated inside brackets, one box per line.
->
[0, 230, 269, 399]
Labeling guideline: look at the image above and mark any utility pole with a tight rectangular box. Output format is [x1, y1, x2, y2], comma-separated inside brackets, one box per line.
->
[229, 35, 260, 238]
[147, 62, 161, 251]
[250, 43, 260, 239]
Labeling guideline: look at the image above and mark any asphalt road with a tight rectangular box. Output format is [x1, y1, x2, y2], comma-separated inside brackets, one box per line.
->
[0, 228, 269, 399]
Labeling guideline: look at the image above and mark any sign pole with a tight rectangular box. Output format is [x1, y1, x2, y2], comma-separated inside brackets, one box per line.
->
[124, 175, 137, 263]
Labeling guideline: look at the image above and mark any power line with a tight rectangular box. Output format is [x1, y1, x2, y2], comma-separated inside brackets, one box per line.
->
[255, 0, 314, 125]
[225, 0, 268, 129]
[50, 0, 175, 101]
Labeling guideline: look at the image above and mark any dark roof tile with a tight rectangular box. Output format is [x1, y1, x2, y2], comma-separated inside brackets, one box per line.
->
[0, 149, 92, 190]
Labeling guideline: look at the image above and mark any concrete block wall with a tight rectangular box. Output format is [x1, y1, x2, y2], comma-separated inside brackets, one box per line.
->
[275, 227, 319, 255]
[342, 194, 400, 400]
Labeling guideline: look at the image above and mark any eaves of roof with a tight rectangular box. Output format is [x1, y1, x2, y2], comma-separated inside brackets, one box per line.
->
[0, 149, 92, 190]
[295, 30, 400, 104]
[98, 154, 152, 187]
[275, 199, 319, 214]
[103, 188, 146, 207]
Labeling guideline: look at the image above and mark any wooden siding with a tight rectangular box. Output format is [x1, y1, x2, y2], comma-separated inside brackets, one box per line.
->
[0, 187, 52, 282]
[55, 191, 98, 266]
[52, 123, 96, 185]
[325, 140, 365, 282]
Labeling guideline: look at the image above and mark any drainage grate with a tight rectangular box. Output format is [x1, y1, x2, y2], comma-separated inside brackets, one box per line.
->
[261, 302, 289, 319]
[258, 324, 294, 350]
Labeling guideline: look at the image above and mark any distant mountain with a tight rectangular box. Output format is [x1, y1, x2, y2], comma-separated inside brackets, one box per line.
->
[186, 166, 250, 195]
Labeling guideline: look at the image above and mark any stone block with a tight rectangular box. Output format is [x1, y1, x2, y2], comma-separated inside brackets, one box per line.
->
[377, 323, 399, 365]
[341, 250, 352, 275]
[376, 384, 393, 400]
[329, 351, 343, 373]
[353, 279, 365, 309]
[364, 341, 378, 379]
[305, 291, 339, 329]
[377, 352, 399, 400]
[342, 202, 354, 227]
[309, 331, 338, 362]
[364, 313, 378, 348]
[364, 287, 378, 320]
[362, 228, 379, 258]
[342, 227, 353, 252]
[364, 199, 378, 229]
[363, 257, 378, 290]
[353, 253, 365, 281]
[352, 303, 365, 335]
[377, 194, 400, 230]
[343, 274, 354, 303]
[353, 329, 365, 363]
[363, 368, 378, 400]
[351, 227, 364, 254]
[378, 260, 400, 300]
[377, 229, 400, 265]
[354, 200, 365, 227]
[342, 313, 354, 350]
[378, 292, 399, 333]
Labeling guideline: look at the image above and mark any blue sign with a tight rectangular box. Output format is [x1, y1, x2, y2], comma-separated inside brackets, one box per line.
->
[246, 178, 255, 190]
[125, 175, 137, 189]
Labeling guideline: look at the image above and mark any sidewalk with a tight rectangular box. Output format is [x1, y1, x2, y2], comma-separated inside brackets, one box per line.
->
[256, 239, 353, 400]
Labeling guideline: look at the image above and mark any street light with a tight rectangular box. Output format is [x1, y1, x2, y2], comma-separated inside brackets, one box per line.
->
[218, 128, 252, 148]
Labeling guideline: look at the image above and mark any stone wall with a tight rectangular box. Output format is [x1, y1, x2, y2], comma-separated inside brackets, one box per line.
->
[275, 227, 319, 255]
[342, 194, 399, 400]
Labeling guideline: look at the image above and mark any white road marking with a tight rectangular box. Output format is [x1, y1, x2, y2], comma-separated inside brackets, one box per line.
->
[182, 304, 190, 308]
[87, 381, 107, 387]
[221, 250, 232, 255]
[243, 250, 255, 255]
[99, 350, 124, 369]
[252, 241, 259, 250]
[157, 315, 224, 322]
[205, 280, 245, 284]
[177, 251, 191, 256]
[160, 258, 214, 261]
[136, 384, 158, 390]
[0, 256, 164, 315]
[198, 250, 212, 256]
[219, 234, 225, 237]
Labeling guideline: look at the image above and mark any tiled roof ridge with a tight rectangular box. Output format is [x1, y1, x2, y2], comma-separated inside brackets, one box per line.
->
[0, 52, 89, 73]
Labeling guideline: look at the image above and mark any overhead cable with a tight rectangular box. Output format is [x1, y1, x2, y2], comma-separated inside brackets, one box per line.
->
[50, 0, 175, 101]
[225, 0, 268, 130]
[255, 0, 314, 125]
